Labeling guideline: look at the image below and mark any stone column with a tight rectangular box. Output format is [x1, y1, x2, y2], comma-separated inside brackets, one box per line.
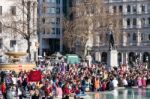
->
[145, 4, 148, 14]
[123, 4, 127, 14]
[95, 52, 101, 62]
[135, 52, 142, 65]
[39, 38, 43, 56]
[98, 52, 101, 62]
[109, 6, 113, 14]
[137, 17, 141, 29]
[137, 31, 141, 46]
[137, 3, 141, 14]
[122, 52, 125, 64]
[130, 18, 133, 28]
[131, 5, 133, 14]
[135, 52, 138, 64]
[123, 52, 128, 64]
[121, 52, 124, 64]
[123, 31, 127, 46]
[139, 52, 142, 63]
[123, 18, 127, 29]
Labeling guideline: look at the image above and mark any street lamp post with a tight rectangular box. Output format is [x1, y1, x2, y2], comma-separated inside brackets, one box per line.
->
[146, 56, 149, 69]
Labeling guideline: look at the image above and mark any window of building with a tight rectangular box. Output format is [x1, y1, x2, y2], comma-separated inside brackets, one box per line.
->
[50, 17, 55, 24]
[48, 7, 56, 14]
[119, 5, 122, 13]
[42, 18, 45, 24]
[133, 18, 137, 26]
[133, 5, 137, 13]
[56, 28, 60, 35]
[56, 0, 60, 4]
[141, 18, 145, 26]
[48, 0, 55, 3]
[0, 39, 2, 49]
[56, 17, 60, 24]
[113, 6, 117, 13]
[0, 22, 2, 33]
[148, 4, 150, 13]
[10, 40, 16, 48]
[127, 18, 130, 26]
[52, 28, 55, 34]
[56, 7, 60, 14]
[43, 28, 45, 34]
[148, 18, 150, 25]
[149, 34, 150, 41]
[127, 5, 131, 13]
[11, 22, 16, 33]
[141, 4, 145, 12]
[11, 6, 16, 15]
[128, 33, 130, 37]
[0, 6, 2, 15]
[47, 26, 51, 34]
[133, 33, 137, 41]
[141, 33, 144, 41]
[42, 6, 46, 14]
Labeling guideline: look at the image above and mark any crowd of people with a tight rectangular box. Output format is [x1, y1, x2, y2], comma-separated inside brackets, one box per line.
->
[0, 59, 150, 99]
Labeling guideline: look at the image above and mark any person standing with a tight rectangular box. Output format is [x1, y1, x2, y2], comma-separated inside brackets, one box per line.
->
[56, 84, 63, 98]
[1, 82, 6, 99]
[112, 77, 118, 88]
[94, 77, 100, 91]
[137, 76, 142, 87]
[32, 89, 40, 99]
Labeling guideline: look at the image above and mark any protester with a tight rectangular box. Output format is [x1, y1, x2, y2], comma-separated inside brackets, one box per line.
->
[112, 77, 118, 88]
[31, 89, 40, 99]
[0, 59, 150, 99]
[1, 82, 6, 99]
[122, 77, 128, 87]
[56, 84, 63, 98]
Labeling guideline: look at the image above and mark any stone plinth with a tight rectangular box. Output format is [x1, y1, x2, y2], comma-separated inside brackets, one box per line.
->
[86, 55, 92, 66]
[0, 63, 36, 73]
[108, 50, 118, 67]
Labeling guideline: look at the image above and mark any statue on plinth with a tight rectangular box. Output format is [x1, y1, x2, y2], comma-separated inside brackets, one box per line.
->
[108, 31, 115, 51]
[107, 30, 118, 67]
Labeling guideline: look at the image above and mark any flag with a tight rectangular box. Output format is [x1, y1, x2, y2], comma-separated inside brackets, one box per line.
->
[28, 70, 42, 82]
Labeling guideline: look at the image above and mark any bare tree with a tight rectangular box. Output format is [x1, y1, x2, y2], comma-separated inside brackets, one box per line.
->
[63, 0, 122, 57]
[2, 0, 37, 59]
[63, 17, 77, 53]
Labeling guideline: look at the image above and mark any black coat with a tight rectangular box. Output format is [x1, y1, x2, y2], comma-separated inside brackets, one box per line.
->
[32, 95, 40, 99]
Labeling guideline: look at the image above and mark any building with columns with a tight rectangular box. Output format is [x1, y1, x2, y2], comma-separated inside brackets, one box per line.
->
[94, 0, 150, 66]
[38, 0, 63, 56]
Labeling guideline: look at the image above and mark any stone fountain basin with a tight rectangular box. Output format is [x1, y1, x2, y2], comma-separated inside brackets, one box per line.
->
[0, 63, 36, 73]
[5, 52, 27, 58]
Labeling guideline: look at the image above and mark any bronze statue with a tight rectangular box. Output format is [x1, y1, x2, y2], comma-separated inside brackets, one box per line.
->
[108, 31, 115, 50]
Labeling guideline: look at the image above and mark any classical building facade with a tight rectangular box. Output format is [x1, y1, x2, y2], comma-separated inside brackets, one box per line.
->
[38, 0, 63, 56]
[94, 0, 150, 66]
[0, 0, 38, 62]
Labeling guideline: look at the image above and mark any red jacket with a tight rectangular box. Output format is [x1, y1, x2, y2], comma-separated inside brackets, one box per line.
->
[63, 87, 70, 95]
[102, 83, 106, 91]
[1, 83, 6, 94]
